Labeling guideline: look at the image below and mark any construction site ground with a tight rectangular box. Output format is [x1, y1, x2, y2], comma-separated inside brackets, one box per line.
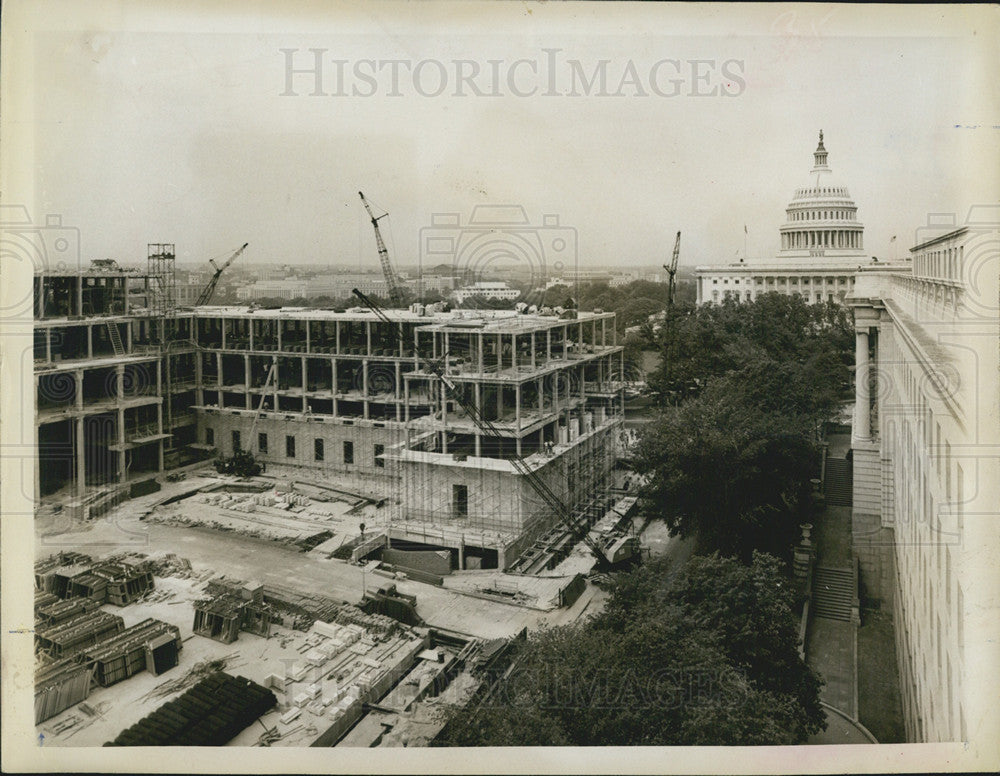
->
[35, 473, 615, 641]
[34, 473, 691, 747]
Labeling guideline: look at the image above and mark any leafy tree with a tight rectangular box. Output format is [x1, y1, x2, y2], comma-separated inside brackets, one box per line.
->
[634, 374, 817, 559]
[435, 552, 825, 746]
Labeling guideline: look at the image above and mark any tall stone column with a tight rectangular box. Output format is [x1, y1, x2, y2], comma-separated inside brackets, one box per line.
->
[855, 328, 870, 439]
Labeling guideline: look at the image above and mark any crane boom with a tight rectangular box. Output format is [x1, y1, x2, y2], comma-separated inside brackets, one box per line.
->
[359, 192, 404, 307]
[663, 231, 680, 308]
[351, 288, 615, 568]
[196, 242, 249, 306]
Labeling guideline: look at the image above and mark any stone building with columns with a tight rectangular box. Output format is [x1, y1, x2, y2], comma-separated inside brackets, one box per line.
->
[696, 131, 869, 305]
[847, 206, 999, 742]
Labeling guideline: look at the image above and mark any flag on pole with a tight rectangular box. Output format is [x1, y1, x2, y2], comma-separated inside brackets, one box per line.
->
[891, 235, 897, 242]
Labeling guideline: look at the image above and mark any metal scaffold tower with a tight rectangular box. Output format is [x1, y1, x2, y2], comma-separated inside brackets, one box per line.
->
[147, 243, 177, 344]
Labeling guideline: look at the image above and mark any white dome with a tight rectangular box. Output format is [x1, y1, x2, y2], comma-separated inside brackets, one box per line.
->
[777, 131, 865, 260]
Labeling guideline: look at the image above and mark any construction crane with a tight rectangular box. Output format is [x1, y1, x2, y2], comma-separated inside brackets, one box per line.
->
[351, 288, 619, 569]
[195, 243, 249, 306]
[358, 192, 404, 308]
[663, 231, 681, 308]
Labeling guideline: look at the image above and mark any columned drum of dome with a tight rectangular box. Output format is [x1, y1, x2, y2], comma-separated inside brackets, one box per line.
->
[778, 130, 866, 263]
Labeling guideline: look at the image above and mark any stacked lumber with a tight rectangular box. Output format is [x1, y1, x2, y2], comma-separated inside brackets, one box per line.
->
[35, 611, 125, 658]
[78, 619, 182, 687]
[34, 659, 96, 724]
[105, 672, 276, 746]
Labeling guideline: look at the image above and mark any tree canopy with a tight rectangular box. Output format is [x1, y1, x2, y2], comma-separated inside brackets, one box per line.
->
[434, 552, 824, 746]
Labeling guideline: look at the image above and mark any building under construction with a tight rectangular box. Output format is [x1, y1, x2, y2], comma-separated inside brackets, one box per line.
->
[33, 258, 626, 570]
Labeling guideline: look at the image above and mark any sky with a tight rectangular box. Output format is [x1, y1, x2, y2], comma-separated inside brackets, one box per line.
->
[8, 2, 1000, 277]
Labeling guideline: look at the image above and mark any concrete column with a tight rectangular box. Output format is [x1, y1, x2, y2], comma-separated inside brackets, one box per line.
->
[546, 328, 552, 361]
[855, 328, 870, 439]
[194, 353, 203, 407]
[126, 322, 132, 353]
[244, 355, 252, 409]
[395, 362, 402, 421]
[301, 355, 308, 412]
[271, 357, 279, 414]
[87, 325, 93, 359]
[116, 364, 124, 404]
[216, 352, 223, 406]
[403, 377, 410, 422]
[157, 401, 164, 471]
[562, 325, 568, 359]
[221, 318, 227, 350]
[335, 321, 340, 354]
[305, 320, 311, 353]
[530, 331, 536, 369]
[477, 332, 484, 374]
[440, 379, 448, 454]
[249, 320, 254, 350]
[474, 383, 482, 457]
[76, 276, 83, 316]
[277, 319, 282, 351]
[75, 416, 86, 499]
[45, 329, 52, 362]
[331, 357, 339, 417]
[515, 383, 521, 431]
[362, 360, 369, 398]
[366, 320, 372, 355]
[117, 406, 126, 483]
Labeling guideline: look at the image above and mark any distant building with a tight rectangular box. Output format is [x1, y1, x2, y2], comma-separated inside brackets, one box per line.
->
[696, 131, 876, 305]
[451, 281, 520, 304]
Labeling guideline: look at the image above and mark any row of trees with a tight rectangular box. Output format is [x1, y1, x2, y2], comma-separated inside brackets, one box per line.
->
[435, 551, 825, 746]
[435, 293, 852, 746]
[634, 293, 854, 559]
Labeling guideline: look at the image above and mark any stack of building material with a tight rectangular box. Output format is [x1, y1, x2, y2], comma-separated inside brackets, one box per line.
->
[34, 552, 93, 592]
[35, 611, 125, 658]
[44, 564, 94, 599]
[334, 606, 399, 640]
[81, 562, 155, 605]
[34, 590, 60, 616]
[34, 658, 96, 724]
[105, 672, 276, 746]
[192, 595, 244, 644]
[77, 618, 182, 687]
[36, 597, 101, 626]
[262, 583, 342, 625]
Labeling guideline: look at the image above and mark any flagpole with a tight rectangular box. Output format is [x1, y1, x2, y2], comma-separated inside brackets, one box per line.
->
[744, 225, 748, 261]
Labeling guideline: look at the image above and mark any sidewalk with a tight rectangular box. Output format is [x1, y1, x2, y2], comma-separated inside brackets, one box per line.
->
[805, 501, 861, 740]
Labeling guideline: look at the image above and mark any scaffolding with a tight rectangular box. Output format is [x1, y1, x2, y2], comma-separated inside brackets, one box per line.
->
[146, 243, 177, 339]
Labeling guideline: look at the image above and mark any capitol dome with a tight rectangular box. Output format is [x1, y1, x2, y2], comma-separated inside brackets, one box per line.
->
[778, 131, 865, 261]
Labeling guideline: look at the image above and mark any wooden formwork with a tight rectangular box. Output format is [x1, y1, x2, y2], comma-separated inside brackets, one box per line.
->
[35, 611, 125, 659]
[78, 619, 182, 687]
[34, 659, 96, 724]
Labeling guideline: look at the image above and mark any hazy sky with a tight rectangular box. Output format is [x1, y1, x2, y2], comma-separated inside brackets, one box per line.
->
[10, 2, 1000, 275]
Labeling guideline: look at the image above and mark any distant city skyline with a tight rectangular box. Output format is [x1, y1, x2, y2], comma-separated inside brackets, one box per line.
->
[12, 5, 996, 280]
